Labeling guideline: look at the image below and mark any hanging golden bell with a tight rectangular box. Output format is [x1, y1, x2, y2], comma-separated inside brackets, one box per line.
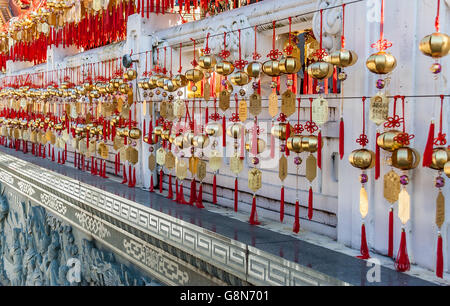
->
[205, 122, 222, 137]
[199, 54, 217, 70]
[145, 131, 158, 145]
[156, 76, 168, 88]
[246, 61, 262, 78]
[391, 147, 421, 170]
[128, 127, 142, 140]
[163, 78, 178, 92]
[83, 82, 93, 91]
[226, 123, 243, 139]
[184, 131, 195, 146]
[325, 49, 358, 68]
[215, 61, 235, 76]
[444, 161, 450, 178]
[173, 74, 188, 88]
[430, 147, 450, 170]
[169, 133, 177, 144]
[286, 135, 304, 153]
[119, 83, 131, 94]
[230, 71, 250, 86]
[349, 148, 376, 170]
[153, 126, 164, 136]
[185, 69, 204, 83]
[419, 32, 450, 59]
[193, 134, 210, 148]
[307, 61, 334, 80]
[376, 130, 404, 152]
[271, 123, 292, 140]
[366, 51, 397, 74]
[161, 129, 171, 141]
[174, 135, 188, 149]
[301, 135, 320, 153]
[245, 138, 266, 154]
[279, 56, 302, 74]
[126, 69, 137, 81]
[149, 75, 160, 89]
[262, 60, 281, 77]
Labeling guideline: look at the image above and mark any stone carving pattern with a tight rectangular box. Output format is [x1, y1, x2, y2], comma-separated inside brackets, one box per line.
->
[0, 171, 14, 185]
[17, 181, 35, 196]
[74, 212, 111, 240]
[39, 193, 67, 216]
[312, 0, 343, 53]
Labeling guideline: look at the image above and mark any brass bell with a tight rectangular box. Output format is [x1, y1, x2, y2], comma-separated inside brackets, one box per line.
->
[198, 54, 217, 70]
[205, 122, 222, 137]
[376, 130, 403, 152]
[173, 74, 188, 88]
[287, 135, 303, 153]
[307, 61, 334, 80]
[169, 133, 177, 144]
[366, 51, 397, 74]
[156, 76, 168, 88]
[161, 129, 171, 141]
[419, 32, 450, 59]
[444, 161, 450, 178]
[149, 75, 159, 89]
[153, 126, 164, 136]
[163, 78, 178, 92]
[349, 148, 376, 170]
[430, 147, 450, 170]
[271, 123, 292, 141]
[230, 71, 250, 86]
[174, 135, 188, 149]
[126, 69, 137, 81]
[128, 127, 142, 140]
[279, 56, 302, 74]
[245, 138, 266, 154]
[193, 134, 210, 149]
[391, 147, 421, 170]
[301, 135, 320, 153]
[262, 60, 281, 77]
[183, 131, 195, 146]
[325, 49, 358, 68]
[185, 69, 204, 83]
[246, 62, 262, 78]
[215, 61, 235, 76]
[226, 123, 243, 139]
[83, 82, 93, 91]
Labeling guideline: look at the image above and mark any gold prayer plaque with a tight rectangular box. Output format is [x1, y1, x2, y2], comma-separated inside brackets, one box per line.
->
[208, 150, 222, 171]
[197, 160, 207, 181]
[204, 82, 211, 101]
[268, 92, 278, 117]
[156, 148, 166, 166]
[160, 100, 167, 118]
[165, 151, 175, 170]
[98, 142, 109, 159]
[113, 136, 124, 151]
[166, 102, 174, 120]
[126, 146, 139, 164]
[189, 156, 199, 175]
[174, 99, 185, 119]
[148, 154, 156, 171]
[369, 93, 389, 126]
[248, 168, 262, 192]
[436, 191, 445, 228]
[239, 100, 248, 122]
[281, 89, 296, 117]
[311, 97, 329, 125]
[279, 155, 288, 182]
[230, 153, 243, 175]
[219, 90, 230, 111]
[176, 158, 188, 180]
[249, 93, 262, 116]
[383, 170, 400, 204]
[306, 154, 317, 182]
[119, 146, 127, 162]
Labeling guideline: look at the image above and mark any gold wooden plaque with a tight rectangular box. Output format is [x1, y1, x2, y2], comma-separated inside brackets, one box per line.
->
[119, 146, 127, 162]
[117, 97, 123, 113]
[239, 100, 248, 122]
[219, 90, 230, 111]
[173, 99, 185, 119]
[166, 102, 174, 120]
[156, 148, 166, 166]
[281, 89, 296, 117]
[436, 191, 445, 228]
[176, 158, 188, 180]
[98, 142, 109, 159]
[279, 155, 288, 182]
[121, 103, 130, 118]
[160, 100, 167, 119]
[248, 168, 262, 192]
[369, 93, 389, 126]
[30, 131, 37, 143]
[165, 151, 175, 170]
[189, 156, 199, 175]
[50, 132, 57, 145]
[305, 154, 317, 182]
[148, 100, 153, 115]
[45, 130, 53, 143]
[268, 92, 278, 117]
[208, 150, 222, 171]
[62, 131, 70, 142]
[204, 82, 211, 102]
[78, 139, 87, 155]
[197, 160, 207, 181]
[126, 146, 139, 164]
[142, 100, 147, 116]
[230, 153, 243, 175]
[311, 97, 329, 125]
[88, 140, 96, 155]
[249, 93, 262, 116]
[383, 170, 400, 204]
[148, 153, 156, 171]
[113, 136, 124, 151]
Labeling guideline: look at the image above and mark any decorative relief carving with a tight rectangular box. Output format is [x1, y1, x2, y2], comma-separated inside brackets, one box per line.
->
[75, 212, 111, 239]
[17, 181, 35, 196]
[40, 193, 67, 216]
[0, 171, 13, 185]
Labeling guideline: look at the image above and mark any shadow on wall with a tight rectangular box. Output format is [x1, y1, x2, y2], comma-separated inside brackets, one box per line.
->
[0, 182, 162, 286]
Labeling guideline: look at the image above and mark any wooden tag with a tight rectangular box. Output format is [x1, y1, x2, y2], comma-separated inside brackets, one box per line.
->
[281, 89, 296, 117]
[219, 90, 230, 111]
[203, 82, 211, 102]
[208, 150, 222, 171]
[311, 97, 329, 125]
[383, 170, 400, 204]
[142, 100, 147, 116]
[160, 100, 167, 118]
[248, 168, 262, 192]
[165, 151, 175, 170]
[189, 156, 199, 175]
[369, 93, 389, 125]
[239, 100, 248, 122]
[176, 158, 188, 180]
[113, 136, 124, 151]
[98, 142, 109, 159]
[230, 153, 243, 175]
[305, 154, 317, 182]
[279, 155, 288, 182]
[156, 148, 166, 166]
[78, 139, 87, 155]
[436, 191, 445, 228]
[117, 98, 123, 113]
[268, 92, 278, 117]
[197, 160, 207, 181]
[166, 102, 174, 120]
[249, 93, 262, 116]
[148, 154, 156, 171]
[173, 99, 185, 119]
[126, 146, 139, 164]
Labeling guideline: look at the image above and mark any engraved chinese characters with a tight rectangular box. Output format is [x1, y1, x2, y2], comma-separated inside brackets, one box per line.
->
[369, 93, 389, 125]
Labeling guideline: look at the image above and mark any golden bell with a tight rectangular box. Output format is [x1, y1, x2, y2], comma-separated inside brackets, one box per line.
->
[245, 138, 266, 154]
[198, 54, 217, 70]
[366, 51, 397, 74]
[153, 126, 164, 136]
[325, 49, 358, 68]
[156, 76, 168, 88]
[349, 148, 376, 170]
[193, 134, 210, 149]
[205, 122, 223, 137]
[161, 129, 171, 141]
[246, 62, 262, 78]
[83, 82, 93, 91]
[128, 127, 142, 140]
[226, 123, 243, 139]
[119, 84, 131, 94]
[391, 147, 421, 170]
[286, 135, 303, 153]
[183, 131, 195, 145]
[307, 61, 334, 80]
[173, 74, 188, 88]
[126, 69, 137, 80]
[169, 133, 177, 144]
[262, 60, 281, 77]
[174, 135, 188, 149]
[215, 61, 235, 76]
[430, 147, 450, 170]
[89, 90, 100, 99]
[271, 123, 292, 141]
[376, 130, 403, 152]
[149, 75, 159, 89]
[163, 78, 178, 92]
[185, 69, 204, 83]
[444, 161, 450, 178]
[419, 32, 450, 59]
[301, 135, 320, 153]
[146, 131, 158, 145]
[279, 56, 302, 74]
[230, 71, 250, 86]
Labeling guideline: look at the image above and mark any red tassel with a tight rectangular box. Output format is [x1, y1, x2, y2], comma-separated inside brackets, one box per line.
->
[150, 175, 154, 192]
[212, 174, 217, 204]
[128, 165, 133, 187]
[308, 187, 313, 220]
[388, 207, 394, 258]
[423, 121, 435, 167]
[375, 131, 380, 180]
[189, 178, 196, 205]
[167, 174, 173, 199]
[178, 182, 188, 204]
[121, 165, 127, 184]
[174, 179, 179, 201]
[357, 224, 371, 259]
[57, 151, 61, 164]
[234, 178, 238, 212]
[222, 115, 226, 147]
[114, 154, 118, 175]
[248, 196, 260, 225]
[205, 106, 209, 125]
[436, 234, 444, 278]
[395, 229, 410, 272]
[195, 183, 204, 208]
[317, 130, 322, 169]
[159, 169, 163, 193]
[293, 200, 300, 233]
[103, 162, 108, 178]
[280, 187, 285, 222]
[339, 118, 344, 160]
